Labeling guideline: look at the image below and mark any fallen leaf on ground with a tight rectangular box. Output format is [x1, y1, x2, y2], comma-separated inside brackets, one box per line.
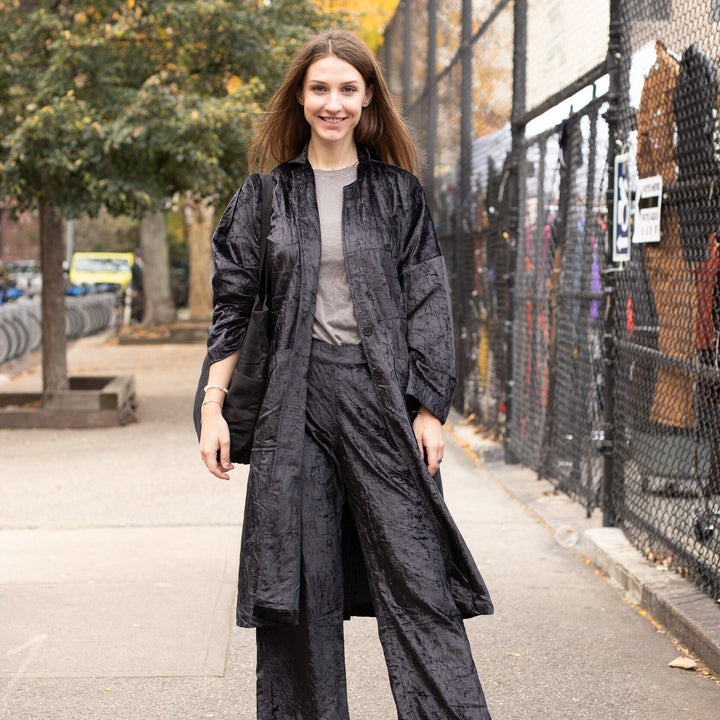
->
[668, 656, 697, 670]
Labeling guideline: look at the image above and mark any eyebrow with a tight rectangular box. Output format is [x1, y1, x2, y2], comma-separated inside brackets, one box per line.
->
[306, 77, 362, 86]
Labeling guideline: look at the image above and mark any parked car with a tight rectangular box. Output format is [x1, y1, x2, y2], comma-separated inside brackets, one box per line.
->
[68, 252, 134, 298]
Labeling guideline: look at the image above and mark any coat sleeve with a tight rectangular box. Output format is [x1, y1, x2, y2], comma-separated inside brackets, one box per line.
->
[206, 174, 262, 364]
[397, 174, 457, 423]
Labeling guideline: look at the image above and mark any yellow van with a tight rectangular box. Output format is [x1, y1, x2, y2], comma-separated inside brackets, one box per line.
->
[69, 252, 135, 295]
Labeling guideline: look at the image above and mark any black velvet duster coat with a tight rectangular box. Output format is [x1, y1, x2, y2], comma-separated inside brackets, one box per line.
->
[207, 145, 493, 628]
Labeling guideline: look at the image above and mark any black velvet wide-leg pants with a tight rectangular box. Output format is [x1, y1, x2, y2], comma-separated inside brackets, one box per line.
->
[256, 341, 491, 720]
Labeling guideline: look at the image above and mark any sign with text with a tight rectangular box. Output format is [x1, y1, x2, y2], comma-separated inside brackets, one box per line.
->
[613, 153, 631, 262]
[633, 175, 663, 244]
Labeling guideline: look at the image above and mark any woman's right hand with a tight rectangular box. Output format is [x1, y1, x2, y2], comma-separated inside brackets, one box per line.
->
[200, 351, 241, 479]
[199, 403, 234, 480]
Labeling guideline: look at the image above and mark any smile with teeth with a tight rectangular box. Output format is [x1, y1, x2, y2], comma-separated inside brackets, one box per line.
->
[321, 116, 346, 123]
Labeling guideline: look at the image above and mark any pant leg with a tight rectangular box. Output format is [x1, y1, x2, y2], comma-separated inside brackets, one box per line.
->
[256, 421, 350, 720]
[258, 342, 492, 720]
[332, 361, 492, 720]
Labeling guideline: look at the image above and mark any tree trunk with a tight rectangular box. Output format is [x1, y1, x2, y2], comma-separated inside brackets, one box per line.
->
[139, 208, 176, 326]
[39, 202, 68, 397]
[185, 197, 214, 322]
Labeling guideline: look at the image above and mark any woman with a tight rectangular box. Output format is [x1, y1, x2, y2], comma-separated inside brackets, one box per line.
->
[199, 29, 493, 720]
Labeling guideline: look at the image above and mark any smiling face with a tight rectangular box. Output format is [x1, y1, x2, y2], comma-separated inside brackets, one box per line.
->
[297, 55, 373, 156]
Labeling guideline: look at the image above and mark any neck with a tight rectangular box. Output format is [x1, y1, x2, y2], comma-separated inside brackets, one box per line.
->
[307, 140, 358, 171]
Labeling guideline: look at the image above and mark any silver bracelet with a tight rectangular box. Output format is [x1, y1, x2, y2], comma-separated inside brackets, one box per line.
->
[203, 383, 229, 394]
[201, 399, 223, 408]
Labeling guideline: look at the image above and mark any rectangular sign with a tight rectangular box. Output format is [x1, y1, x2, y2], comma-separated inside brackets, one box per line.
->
[633, 175, 663, 244]
[613, 153, 631, 262]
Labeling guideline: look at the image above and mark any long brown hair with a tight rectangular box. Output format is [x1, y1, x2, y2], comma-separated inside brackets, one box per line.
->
[249, 30, 418, 173]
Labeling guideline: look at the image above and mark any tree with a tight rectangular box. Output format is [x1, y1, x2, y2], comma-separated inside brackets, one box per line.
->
[0, 0, 336, 394]
[185, 196, 215, 321]
[0, 3, 112, 394]
[314, 0, 398, 50]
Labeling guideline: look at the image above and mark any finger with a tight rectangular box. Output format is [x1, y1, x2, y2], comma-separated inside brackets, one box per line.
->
[207, 457, 231, 481]
[218, 435, 233, 472]
[425, 443, 440, 475]
[200, 441, 231, 481]
[413, 419, 424, 456]
[209, 464, 230, 480]
[424, 428, 445, 474]
[200, 447, 221, 478]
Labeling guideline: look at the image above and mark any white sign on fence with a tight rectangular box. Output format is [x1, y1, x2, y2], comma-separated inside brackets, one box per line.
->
[633, 175, 663, 244]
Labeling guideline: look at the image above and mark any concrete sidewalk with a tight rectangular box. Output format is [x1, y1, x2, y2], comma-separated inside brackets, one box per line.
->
[1, 334, 719, 719]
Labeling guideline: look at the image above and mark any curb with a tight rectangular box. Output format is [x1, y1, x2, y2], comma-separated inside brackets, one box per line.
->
[447, 414, 720, 678]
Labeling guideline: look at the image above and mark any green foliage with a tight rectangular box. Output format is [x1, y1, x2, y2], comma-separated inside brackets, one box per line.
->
[0, 0, 338, 219]
[2, 92, 108, 218]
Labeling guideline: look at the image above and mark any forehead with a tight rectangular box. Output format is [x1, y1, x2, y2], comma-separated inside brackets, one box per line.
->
[304, 55, 364, 84]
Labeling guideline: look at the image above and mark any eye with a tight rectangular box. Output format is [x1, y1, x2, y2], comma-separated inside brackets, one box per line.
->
[311, 85, 327, 93]
[342, 86, 358, 94]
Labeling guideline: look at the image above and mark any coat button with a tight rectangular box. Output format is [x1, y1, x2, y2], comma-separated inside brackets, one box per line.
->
[362, 326, 373, 336]
[371, 369, 382, 381]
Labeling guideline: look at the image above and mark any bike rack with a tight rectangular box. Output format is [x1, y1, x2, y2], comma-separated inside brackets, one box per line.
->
[0, 294, 117, 366]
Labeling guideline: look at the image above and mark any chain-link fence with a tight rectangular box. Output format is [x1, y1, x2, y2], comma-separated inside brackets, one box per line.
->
[383, 0, 720, 603]
[510, 98, 608, 509]
[506, 1, 610, 511]
[384, 0, 514, 436]
[606, 0, 720, 600]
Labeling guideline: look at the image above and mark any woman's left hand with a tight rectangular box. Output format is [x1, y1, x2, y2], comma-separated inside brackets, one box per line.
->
[412, 405, 444, 475]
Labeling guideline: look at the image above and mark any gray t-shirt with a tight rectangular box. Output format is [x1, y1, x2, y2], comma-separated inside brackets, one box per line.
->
[311, 165, 361, 345]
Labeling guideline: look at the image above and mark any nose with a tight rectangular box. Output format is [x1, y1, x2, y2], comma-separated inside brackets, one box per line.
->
[324, 92, 342, 112]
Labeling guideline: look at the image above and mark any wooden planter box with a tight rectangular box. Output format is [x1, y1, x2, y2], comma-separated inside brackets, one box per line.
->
[0, 375, 136, 428]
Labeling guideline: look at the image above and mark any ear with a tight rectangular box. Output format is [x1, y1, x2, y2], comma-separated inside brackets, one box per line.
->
[296, 88, 304, 106]
[363, 84, 374, 107]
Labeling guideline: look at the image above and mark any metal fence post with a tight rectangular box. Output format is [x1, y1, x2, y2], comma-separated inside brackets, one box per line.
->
[383, 20, 393, 90]
[401, 0, 413, 115]
[425, 0, 438, 211]
[460, 0, 472, 232]
[601, 0, 631, 526]
[504, 0, 527, 463]
[453, 0, 474, 411]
